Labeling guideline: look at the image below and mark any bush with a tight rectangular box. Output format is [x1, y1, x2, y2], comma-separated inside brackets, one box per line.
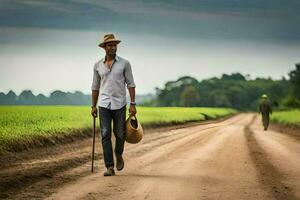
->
[283, 96, 300, 108]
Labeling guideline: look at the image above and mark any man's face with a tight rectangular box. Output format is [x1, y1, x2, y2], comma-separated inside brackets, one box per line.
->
[104, 42, 118, 56]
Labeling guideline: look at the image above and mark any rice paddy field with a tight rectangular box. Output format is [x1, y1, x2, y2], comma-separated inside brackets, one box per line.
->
[0, 106, 237, 154]
[271, 109, 300, 126]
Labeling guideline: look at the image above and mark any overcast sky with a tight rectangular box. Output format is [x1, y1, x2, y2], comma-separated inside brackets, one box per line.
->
[0, 0, 300, 95]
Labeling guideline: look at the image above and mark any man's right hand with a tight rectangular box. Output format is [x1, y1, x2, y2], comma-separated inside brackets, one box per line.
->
[91, 106, 98, 118]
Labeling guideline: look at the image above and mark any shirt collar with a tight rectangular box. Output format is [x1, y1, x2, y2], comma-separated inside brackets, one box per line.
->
[102, 55, 119, 63]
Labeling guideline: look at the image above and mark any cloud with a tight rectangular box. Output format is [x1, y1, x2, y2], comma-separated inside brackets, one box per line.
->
[0, 0, 299, 43]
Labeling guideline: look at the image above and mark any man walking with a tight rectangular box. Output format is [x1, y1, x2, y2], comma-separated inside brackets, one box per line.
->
[91, 33, 137, 176]
[258, 94, 272, 131]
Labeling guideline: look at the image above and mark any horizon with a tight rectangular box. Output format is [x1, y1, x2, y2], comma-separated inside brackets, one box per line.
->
[0, 70, 293, 97]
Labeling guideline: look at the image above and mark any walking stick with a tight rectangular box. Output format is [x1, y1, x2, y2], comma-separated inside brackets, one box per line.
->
[91, 116, 96, 172]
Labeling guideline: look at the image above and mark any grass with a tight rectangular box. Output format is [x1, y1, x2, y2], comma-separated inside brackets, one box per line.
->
[271, 109, 300, 126]
[138, 107, 236, 126]
[0, 106, 237, 154]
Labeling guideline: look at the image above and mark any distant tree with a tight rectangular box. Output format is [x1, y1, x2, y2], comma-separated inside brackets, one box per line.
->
[0, 90, 92, 105]
[49, 90, 67, 104]
[180, 85, 200, 107]
[156, 76, 199, 106]
[208, 90, 231, 107]
[283, 95, 300, 108]
[289, 63, 300, 99]
[153, 72, 291, 110]
[227, 85, 247, 110]
[4, 90, 17, 105]
[36, 93, 47, 104]
[69, 91, 90, 105]
[0, 92, 5, 104]
[222, 73, 246, 81]
[18, 90, 35, 104]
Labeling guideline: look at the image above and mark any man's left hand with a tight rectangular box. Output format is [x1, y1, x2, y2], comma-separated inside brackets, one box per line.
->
[129, 105, 137, 116]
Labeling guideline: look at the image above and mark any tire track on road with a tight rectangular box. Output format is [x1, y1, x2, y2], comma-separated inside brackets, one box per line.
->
[245, 115, 300, 200]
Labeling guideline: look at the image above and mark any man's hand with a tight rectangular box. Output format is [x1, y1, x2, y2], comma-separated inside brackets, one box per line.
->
[91, 106, 98, 118]
[129, 105, 137, 116]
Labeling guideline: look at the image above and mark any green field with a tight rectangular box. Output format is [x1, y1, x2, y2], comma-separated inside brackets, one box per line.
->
[271, 109, 300, 126]
[0, 106, 237, 154]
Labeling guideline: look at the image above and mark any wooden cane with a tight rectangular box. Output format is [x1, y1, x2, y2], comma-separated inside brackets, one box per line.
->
[91, 116, 96, 172]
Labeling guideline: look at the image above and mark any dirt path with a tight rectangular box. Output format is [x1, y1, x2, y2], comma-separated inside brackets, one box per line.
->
[1, 114, 300, 200]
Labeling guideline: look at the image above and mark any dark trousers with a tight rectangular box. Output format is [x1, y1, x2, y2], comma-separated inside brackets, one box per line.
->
[99, 106, 126, 168]
[262, 113, 270, 130]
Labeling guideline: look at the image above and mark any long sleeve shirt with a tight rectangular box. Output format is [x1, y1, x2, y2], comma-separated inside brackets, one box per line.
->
[91, 55, 136, 110]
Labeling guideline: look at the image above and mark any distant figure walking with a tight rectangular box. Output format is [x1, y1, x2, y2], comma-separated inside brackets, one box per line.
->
[258, 94, 272, 131]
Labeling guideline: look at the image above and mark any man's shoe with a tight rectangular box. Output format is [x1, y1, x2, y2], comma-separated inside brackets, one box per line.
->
[103, 167, 115, 176]
[116, 154, 124, 171]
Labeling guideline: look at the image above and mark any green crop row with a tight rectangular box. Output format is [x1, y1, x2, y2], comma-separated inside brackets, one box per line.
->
[0, 106, 237, 154]
[271, 109, 300, 126]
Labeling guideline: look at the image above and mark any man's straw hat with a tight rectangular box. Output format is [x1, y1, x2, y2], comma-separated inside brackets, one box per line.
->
[98, 33, 121, 48]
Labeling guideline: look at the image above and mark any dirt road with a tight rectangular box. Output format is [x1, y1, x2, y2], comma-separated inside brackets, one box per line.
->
[1, 114, 300, 200]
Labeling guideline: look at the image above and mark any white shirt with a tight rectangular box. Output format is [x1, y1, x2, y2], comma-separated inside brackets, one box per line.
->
[91, 56, 136, 110]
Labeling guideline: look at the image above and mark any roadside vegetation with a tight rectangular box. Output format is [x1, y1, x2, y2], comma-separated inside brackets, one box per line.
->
[271, 110, 300, 126]
[0, 106, 236, 154]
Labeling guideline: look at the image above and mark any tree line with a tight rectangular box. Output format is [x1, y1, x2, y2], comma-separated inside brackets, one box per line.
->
[0, 90, 154, 106]
[1, 63, 299, 110]
[150, 63, 300, 110]
[0, 90, 91, 105]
